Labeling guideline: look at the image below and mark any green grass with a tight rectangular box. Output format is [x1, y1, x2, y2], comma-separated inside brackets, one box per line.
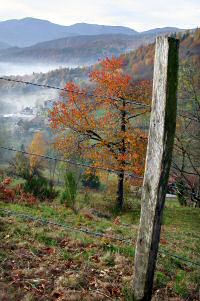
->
[0, 196, 200, 300]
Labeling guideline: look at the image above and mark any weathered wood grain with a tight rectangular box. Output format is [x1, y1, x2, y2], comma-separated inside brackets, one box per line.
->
[133, 36, 179, 301]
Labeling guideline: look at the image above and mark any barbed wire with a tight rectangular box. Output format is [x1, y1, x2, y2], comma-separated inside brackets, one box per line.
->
[0, 77, 151, 108]
[0, 145, 143, 179]
[1, 208, 200, 267]
[1, 77, 199, 111]
[158, 249, 200, 267]
[0, 209, 133, 243]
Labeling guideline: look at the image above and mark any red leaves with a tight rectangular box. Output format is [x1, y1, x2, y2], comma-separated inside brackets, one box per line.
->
[0, 177, 38, 204]
[0, 177, 15, 201]
[160, 238, 168, 245]
[99, 56, 124, 71]
[40, 247, 56, 255]
[113, 216, 121, 225]
[2, 177, 12, 185]
[90, 57, 132, 100]
[49, 56, 151, 178]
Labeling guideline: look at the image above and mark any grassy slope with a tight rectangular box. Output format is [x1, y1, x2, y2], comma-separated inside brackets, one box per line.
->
[0, 199, 199, 300]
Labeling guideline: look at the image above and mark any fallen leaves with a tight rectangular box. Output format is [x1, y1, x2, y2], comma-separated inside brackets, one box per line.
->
[0, 215, 133, 301]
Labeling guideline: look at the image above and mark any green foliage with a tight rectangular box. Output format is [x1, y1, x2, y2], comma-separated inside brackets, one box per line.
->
[35, 233, 58, 246]
[102, 252, 115, 266]
[9, 149, 30, 179]
[103, 244, 135, 257]
[62, 250, 73, 261]
[155, 271, 170, 288]
[176, 181, 187, 206]
[60, 172, 78, 212]
[173, 271, 189, 298]
[122, 283, 133, 301]
[24, 176, 58, 201]
[81, 172, 100, 189]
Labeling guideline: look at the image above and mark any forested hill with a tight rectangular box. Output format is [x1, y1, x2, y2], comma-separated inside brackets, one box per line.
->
[0, 29, 183, 65]
[0, 34, 155, 65]
[122, 28, 200, 80]
[0, 29, 199, 95]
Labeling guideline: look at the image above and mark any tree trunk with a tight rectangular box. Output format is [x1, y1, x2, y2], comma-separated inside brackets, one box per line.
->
[117, 170, 124, 210]
[116, 99, 126, 210]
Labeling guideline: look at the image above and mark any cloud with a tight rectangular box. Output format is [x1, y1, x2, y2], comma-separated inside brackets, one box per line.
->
[0, 0, 199, 31]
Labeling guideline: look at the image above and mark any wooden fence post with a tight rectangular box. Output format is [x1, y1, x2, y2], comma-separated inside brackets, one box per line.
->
[133, 36, 179, 301]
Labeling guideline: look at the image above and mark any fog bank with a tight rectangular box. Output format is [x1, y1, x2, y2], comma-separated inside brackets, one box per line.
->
[0, 62, 80, 76]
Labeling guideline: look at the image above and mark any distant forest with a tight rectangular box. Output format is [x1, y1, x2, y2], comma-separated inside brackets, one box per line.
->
[0, 28, 199, 95]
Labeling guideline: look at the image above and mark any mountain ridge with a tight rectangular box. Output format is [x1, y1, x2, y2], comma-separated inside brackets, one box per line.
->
[0, 18, 138, 47]
[0, 28, 199, 94]
[0, 31, 184, 66]
[0, 17, 182, 47]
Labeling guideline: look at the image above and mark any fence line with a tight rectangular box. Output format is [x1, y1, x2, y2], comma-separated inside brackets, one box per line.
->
[1, 208, 200, 267]
[0, 145, 143, 179]
[1, 146, 198, 197]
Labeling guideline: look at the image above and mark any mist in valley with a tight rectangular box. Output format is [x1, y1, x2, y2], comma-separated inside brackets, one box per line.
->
[0, 61, 80, 77]
[0, 61, 77, 115]
[0, 90, 59, 115]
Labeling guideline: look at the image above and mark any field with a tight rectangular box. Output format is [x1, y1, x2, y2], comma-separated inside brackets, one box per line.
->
[0, 198, 200, 301]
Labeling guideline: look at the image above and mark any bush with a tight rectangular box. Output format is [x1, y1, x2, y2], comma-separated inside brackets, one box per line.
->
[60, 172, 78, 213]
[176, 180, 187, 206]
[24, 176, 58, 201]
[81, 173, 100, 189]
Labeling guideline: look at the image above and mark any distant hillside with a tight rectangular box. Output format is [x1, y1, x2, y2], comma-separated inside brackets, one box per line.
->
[0, 29, 183, 66]
[0, 18, 138, 47]
[0, 17, 184, 48]
[0, 34, 155, 65]
[122, 28, 200, 80]
[65, 22, 137, 36]
[0, 29, 199, 96]
[142, 27, 182, 35]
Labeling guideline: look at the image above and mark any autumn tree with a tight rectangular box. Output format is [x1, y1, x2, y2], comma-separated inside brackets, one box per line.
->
[50, 57, 151, 209]
[28, 132, 47, 175]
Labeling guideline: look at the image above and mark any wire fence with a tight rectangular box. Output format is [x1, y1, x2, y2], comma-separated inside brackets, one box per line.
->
[0, 68, 199, 269]
[0, 76, 198, 110]
[0, 208, 200, 267]
[0, 146, 198, 200]
[0, 41, 199, 301]
[0, 145, 143, 179]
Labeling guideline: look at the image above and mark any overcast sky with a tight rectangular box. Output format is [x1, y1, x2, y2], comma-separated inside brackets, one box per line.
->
[0, 0, 199, 31]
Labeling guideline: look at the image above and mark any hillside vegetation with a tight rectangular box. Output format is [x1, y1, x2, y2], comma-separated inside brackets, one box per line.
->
[123, 28, 200, 80]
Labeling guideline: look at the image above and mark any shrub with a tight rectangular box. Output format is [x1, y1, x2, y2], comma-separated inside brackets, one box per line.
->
[176, 180, 187, 206]
[60, 172, 78, 213]
[24, 176, 58, 201]
[81, 172, 100, 189]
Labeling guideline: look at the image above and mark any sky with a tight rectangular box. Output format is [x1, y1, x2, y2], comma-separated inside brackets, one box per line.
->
[0, 0, 199, 31]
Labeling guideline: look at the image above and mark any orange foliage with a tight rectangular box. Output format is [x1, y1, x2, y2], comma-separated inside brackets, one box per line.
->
[28, 132, 46, 172]
[17, 192, 38, 205]
[0, 178, 15, 201]
[50, 56, 151, 178]
[0, 178, 38, 204]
